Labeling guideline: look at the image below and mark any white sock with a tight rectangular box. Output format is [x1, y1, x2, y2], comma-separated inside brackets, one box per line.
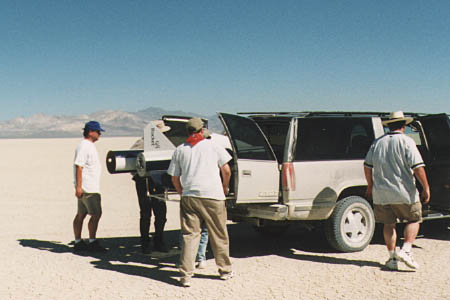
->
[402, 242, 412, 253]
[388, 250, 395, 259]
[75, 239, 81, 243]
[89, 239, 96, 243]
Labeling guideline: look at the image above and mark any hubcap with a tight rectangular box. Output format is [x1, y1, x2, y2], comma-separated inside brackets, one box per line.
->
[342, 206, 370, 244]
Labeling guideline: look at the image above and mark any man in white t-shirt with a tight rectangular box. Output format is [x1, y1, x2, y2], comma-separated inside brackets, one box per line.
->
[72, 121, 107, 253]
[167, 118, 233, 287]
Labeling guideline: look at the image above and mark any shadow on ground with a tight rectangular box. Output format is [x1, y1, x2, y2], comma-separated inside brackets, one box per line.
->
[18, 230, 187, 286]
[18, 220, 449, 283]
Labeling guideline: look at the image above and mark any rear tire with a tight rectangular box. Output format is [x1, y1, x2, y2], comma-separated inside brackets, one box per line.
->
[325, 196, 375, 252]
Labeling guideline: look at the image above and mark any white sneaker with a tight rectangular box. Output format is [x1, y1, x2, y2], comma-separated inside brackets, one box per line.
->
[385, 258, 399, 270]
[219, 271, 234, 280]
[180, 277, 191, 287]
[196, 260, 207, 269]
[396, 249, 419, 269]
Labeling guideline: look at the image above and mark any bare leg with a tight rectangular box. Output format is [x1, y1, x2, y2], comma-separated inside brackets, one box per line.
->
[88, 214, 101, 240]
[383, 223, 397, 251]
[403, 222, 420, 244]
[73, 213, 86, 240]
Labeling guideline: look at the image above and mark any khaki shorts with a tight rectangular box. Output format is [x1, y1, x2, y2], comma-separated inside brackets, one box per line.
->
[78, 192, 102, 216]
[374, 202, 422, 224]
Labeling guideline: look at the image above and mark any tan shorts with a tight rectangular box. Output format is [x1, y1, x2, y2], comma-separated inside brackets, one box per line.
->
[78, 193, 102, 216]
[374, 202, 422, 224]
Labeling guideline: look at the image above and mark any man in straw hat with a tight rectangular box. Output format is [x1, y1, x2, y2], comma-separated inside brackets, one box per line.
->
[167, 117, 233, 287]
[364, 111, 430, 270]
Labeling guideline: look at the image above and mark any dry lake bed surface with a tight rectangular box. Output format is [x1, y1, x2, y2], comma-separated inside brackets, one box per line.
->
[0, 137, 449, 300]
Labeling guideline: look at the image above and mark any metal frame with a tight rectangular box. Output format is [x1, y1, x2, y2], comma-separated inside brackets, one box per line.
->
[237, 111, 430, 119]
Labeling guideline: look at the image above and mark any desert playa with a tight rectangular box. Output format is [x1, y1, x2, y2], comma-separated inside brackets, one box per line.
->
[1, 137, 449, 300]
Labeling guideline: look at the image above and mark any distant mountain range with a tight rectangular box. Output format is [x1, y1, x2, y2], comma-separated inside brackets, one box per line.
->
[0, 107, 224, 138]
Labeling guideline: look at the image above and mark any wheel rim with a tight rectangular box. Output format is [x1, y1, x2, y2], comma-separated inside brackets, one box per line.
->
[340, 203, 372, 246]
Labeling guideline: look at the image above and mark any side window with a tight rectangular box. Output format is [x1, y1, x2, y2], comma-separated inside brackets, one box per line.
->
[294, 118, 374, 161]
[221, 114, 275, 160]
[348, 122, 373, 158]
[256, 122, 290, 163]
[162, 121, 189, 147]
[405, 124, 422, 146]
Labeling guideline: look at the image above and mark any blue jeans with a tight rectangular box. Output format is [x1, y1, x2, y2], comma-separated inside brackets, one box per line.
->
[179, 224, 208, 262]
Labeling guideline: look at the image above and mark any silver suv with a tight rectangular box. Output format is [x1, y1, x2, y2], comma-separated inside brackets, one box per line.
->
[107, 112, 449, 253]
[218, 112, 450, 252]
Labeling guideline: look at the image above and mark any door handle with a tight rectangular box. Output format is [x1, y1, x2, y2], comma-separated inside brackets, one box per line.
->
[242, 170, 252, 176]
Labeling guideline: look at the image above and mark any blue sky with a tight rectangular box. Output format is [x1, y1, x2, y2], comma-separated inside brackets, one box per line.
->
[1, 0, 449, 120]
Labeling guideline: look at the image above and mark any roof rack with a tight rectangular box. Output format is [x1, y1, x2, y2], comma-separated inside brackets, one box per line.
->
[238, 111, 427, 118]
[162, 115, 208, 122]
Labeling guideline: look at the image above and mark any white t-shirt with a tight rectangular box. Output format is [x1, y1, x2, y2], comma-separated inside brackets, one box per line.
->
[364, 131, 425, 205]
[167, 139, 231, 200]
[74, 139, 101, 193]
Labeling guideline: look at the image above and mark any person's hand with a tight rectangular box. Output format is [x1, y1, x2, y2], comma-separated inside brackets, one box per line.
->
[365, 186, 373, 200]
[223, 185, 229, 196]
[75, 187, 83, 198]
[421, 188, 430, 204]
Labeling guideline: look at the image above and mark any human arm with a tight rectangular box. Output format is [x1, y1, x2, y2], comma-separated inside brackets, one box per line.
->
[413, 166, 430, 204]
[75, 165, 83, 198]
[220, 163, 231, 196]
[363, 165, 373, 200]
[171, 176, 183, 195]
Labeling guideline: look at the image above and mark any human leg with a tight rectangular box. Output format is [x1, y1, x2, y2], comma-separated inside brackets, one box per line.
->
[80, 193, 102, 239]
[74, 196, 88, 240]
[395, 221, 421, 269]
[135, 177, 152, 253]
[152, 196, 168, 252]
[88, 214, 101, 240]
[73, 198, 88, 251]
[403, 221, 420, 247]
[383, 223, 397, 252]
[86, 214, 107, 252]
[196, 225, 208, 262]
[374, 205, 398, 256]
[179, 196, 202, 280]
[79, 193, 106, 252]
[199, 199, 232, 276]
[392, 203, 422, 269]
[383, 223, 399, 270]
[73, 212, 86, 240]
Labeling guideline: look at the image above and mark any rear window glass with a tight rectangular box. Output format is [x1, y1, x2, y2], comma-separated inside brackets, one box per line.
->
[222, 114, 275, 160]
[162, 120, 189, 147]
[295, 118, 374, 161]
[253, 120, 290, 162]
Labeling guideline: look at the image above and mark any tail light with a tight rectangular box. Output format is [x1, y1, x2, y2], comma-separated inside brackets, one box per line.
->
[282, 162, 296, 191]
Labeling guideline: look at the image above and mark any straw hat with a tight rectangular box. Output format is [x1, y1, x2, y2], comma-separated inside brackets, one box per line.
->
[151, 120, 171, 133]
[382, 111, 414, 126]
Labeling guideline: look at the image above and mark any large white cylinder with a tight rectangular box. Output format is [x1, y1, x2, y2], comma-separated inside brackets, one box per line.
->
[106, 150, 143, 174]
[136, 150, 174, 177]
